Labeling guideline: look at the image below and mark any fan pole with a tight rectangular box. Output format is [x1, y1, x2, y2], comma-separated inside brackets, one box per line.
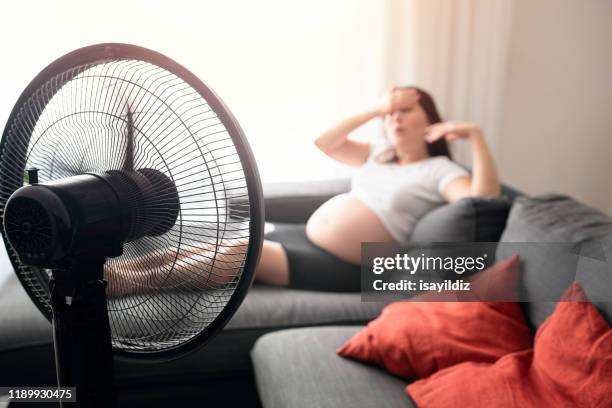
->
[50, 257, 117, 408]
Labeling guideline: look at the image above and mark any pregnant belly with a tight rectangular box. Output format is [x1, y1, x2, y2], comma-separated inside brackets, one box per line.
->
[305, 193, 396, 264]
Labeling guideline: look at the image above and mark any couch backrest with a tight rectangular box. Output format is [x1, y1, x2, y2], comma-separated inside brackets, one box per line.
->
[261, 177, 522, 224]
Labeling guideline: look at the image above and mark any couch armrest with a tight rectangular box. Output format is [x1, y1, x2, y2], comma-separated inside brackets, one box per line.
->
[263, 178, 350, 223]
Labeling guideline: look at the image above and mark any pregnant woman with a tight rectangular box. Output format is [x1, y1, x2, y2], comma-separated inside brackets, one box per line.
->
[105, 87, 499, 297]
[256, 86, 500, 292]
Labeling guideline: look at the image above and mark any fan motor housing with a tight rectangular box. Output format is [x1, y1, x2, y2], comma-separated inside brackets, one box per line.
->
[4, 169, 179, 267]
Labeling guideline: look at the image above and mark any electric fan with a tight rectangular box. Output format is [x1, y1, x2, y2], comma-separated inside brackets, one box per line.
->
[0, 43, 263, 407]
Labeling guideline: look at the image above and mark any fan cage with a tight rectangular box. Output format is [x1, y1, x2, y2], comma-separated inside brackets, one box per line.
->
[0, 49, 260, 355]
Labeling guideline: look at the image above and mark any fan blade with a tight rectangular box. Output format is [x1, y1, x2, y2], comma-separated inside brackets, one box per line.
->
[122, 103, 135, 172]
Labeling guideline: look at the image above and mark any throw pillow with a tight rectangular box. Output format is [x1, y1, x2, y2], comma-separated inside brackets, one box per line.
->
[336, 255, 532, 379]
[410, 196, 511, 243]
[407, 282, 612, 407]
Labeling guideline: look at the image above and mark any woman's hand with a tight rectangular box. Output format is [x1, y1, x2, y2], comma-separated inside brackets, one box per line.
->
[426, 121, 500, 199]
[424, 122, 481, 143]
[378, 87, 420, 117]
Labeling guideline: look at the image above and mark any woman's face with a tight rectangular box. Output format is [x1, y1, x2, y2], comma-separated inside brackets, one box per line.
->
[384, 93, 430, 149]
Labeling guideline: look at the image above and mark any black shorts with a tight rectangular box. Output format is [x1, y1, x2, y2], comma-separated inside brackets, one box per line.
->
[265, 223, 361, 292]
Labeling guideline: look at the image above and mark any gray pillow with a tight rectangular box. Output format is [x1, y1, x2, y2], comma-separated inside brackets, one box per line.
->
[410, 196, 511, 242]
[497, 194, 612, 328]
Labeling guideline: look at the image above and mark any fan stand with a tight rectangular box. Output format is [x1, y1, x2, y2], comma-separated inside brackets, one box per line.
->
[49, 253, 117, 408]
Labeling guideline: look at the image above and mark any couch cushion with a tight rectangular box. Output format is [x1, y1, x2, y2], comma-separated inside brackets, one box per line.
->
[228, 285, 386, 329]
[0, 273, 387, 386]
[410, 196, 511, 242]
[252, 326, 414, 408]
[497, 194, 612, 328]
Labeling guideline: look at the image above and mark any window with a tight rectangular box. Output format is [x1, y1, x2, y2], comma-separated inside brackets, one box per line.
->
[0, 1, 392, 284]
[0, 0, 389, 183]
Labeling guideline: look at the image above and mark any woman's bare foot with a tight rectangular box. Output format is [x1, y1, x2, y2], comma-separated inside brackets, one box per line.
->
[105, 238, 249, 297]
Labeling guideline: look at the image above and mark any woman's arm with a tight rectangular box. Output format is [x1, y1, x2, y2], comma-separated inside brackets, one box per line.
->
[314, 88, 420, 166]
[465, 127, 500, 196]
[313, 109, 379, 166]
[425, 122, 500, 202]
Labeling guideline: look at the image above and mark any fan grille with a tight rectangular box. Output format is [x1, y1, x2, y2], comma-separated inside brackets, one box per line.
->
[0, 56, 255, 354]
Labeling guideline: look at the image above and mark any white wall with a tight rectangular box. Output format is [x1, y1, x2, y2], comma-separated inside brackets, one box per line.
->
[497, 0, 612, 214]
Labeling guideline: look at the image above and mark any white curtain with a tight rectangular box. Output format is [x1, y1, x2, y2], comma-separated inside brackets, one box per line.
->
[384, 0, 514, 165]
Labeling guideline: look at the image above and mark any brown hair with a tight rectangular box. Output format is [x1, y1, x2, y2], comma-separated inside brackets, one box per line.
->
[376, 86, 451, 162]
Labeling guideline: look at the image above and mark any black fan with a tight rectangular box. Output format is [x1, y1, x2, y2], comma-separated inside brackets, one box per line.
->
[0, 44, 263, 407]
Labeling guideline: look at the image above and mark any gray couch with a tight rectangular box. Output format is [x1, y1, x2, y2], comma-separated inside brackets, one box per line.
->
[251, 193, 612, 408]
[2, 179, 609, 407]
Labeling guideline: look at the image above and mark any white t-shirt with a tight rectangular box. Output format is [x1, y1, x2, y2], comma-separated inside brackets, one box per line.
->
[350, 155, 469, 243]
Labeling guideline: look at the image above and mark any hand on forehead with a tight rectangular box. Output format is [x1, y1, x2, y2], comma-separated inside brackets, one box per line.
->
[391, 87, 420, 110]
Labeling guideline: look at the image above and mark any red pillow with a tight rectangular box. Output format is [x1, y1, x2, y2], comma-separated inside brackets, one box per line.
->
[407, 282, 612, 407]
[336, 255, 532, 379]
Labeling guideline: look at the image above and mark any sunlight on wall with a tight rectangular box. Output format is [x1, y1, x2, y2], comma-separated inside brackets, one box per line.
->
[0, 0, 388, 183]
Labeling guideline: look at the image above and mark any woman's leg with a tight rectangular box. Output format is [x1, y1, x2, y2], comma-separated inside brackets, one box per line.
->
[255, 239, 289, 287]
[106, 238, 290, 297]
